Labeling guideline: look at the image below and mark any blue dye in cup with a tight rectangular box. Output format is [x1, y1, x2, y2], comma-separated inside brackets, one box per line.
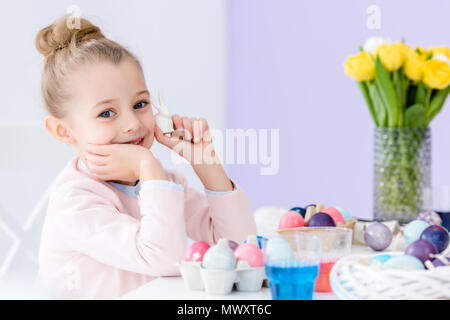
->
[264, 260, 319, 300]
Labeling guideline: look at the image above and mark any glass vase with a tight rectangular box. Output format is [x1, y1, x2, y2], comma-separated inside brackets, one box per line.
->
[373, 127, 431, 224]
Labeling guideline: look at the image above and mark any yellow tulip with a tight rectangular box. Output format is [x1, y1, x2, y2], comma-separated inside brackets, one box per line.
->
[416, 46, 432, 57]
[377, 41, 412, 71]
[430, 46, 450, 60]
[423, 59, 450, 89]
[344, 51, 375, 81]
[404, 51, 427, 81]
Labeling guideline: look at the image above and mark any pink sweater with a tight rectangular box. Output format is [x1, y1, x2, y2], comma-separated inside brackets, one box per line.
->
[35, 156, 257, 299]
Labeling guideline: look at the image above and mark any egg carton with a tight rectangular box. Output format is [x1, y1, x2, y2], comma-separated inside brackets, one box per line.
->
[178, 261, 268, 295]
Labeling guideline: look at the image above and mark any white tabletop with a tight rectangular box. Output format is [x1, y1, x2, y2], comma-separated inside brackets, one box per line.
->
[120, 245, 377, 300]
[119, 276, 338, 300]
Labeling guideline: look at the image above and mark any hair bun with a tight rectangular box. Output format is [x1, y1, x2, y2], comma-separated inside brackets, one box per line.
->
[35, 15, 105, 57]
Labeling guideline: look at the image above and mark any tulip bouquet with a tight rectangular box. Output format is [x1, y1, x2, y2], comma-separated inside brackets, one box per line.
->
[344, 37, 450, 222]
[345, 38, 449, 128]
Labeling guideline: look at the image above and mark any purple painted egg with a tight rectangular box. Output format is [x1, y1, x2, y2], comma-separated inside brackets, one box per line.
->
[416, 211, 442, 226]
[228, 240, 239, 251]
[419, 225, 449, 253]
[308, 212, 336, 227]
[405, 240, 438, 264]
[364, 222, 393, 251]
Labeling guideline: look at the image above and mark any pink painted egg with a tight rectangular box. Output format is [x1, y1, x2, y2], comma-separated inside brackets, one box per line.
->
[234, 243, 264, 267]
[182, 241, 210, 262]
[322, 207, 345, 224]
[278, 211, 305, 229]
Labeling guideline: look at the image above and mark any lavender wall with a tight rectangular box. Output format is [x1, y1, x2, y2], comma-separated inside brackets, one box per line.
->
[226, 0, 450, 219]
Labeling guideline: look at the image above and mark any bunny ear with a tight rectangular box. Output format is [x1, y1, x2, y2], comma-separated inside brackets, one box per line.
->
[157, 88, 171, 115]
[158, 88, 165, 107]
[150, 95, 160, 111]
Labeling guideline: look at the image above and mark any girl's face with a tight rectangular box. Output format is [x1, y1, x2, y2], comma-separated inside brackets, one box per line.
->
[62, 59, 155, 154]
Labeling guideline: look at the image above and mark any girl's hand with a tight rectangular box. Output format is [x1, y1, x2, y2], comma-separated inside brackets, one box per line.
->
[155, 115, 218, 166]
[156, 114, 233, 192]
[82, 143, 166, 184]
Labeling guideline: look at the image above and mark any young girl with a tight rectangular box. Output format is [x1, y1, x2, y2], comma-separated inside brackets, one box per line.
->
[34, 15, 257, 299]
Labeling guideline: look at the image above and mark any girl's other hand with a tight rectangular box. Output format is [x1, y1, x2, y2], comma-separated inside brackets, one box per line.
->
[82, 143, 166, 184]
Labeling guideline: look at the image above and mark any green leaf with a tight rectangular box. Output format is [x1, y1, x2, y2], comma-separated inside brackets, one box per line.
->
[368, 82, 387, 127]
[406, 84, 418, 107]
[415, 82, 427, 105]
[393, 69, 406, 109]
[426, 87, 450, 124]
[374, 57, 399, 127]
[404, 104, 427, 128]
[358, 81, 378, 126]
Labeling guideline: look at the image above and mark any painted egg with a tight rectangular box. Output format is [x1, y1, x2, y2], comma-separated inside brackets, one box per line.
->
[435, 211, 450, 231]
[416, 211, 442, 226]
[405, 239, 438, 264]
[289, 207, 306, 217]
[322, 207, 345, 224]
[335, 206, 352, 221]
[202, 238, 236, 270]
[234, 243, 264, 267]
[278, 211, 305, 229]
[382, 255, 425, 271]
[403, 220, 430, 245]
[419, 225, 449, 253]
[369, 254, 391, 268]
[364, 222, 392, 251]
[228, 240, 239, 251]
[265, 237, 294, 261]
[307, 212, 336, 227]
[304, 204, 316, 210]
[182, 241, 210, 262]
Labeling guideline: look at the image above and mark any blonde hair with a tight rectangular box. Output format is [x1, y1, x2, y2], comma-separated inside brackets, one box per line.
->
[35, 15, 142, 118]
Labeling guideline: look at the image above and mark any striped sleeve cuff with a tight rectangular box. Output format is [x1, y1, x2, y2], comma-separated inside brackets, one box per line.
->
[204, 180, 236, 196]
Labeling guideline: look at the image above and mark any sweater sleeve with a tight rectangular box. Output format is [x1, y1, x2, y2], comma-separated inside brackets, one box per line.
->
[49, 180, 187, 277]
[165, 170, 258, 245]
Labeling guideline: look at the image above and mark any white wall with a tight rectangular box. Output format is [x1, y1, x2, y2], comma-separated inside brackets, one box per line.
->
[0, 0, 227, 294]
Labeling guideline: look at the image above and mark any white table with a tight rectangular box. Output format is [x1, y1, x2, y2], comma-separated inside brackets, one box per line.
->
[120, 276, 338, 300]
[120, 245, 376, 300]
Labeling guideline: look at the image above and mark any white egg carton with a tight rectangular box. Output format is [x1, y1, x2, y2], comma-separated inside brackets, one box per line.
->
[178, 261, 268, 295]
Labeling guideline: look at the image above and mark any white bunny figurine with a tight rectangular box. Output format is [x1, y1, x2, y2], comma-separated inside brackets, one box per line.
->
[151, 89, 184, 138]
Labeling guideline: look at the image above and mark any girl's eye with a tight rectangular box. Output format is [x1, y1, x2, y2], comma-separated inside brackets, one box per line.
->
[134, 101, 149, 109]
[98, 110, 116, 118]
